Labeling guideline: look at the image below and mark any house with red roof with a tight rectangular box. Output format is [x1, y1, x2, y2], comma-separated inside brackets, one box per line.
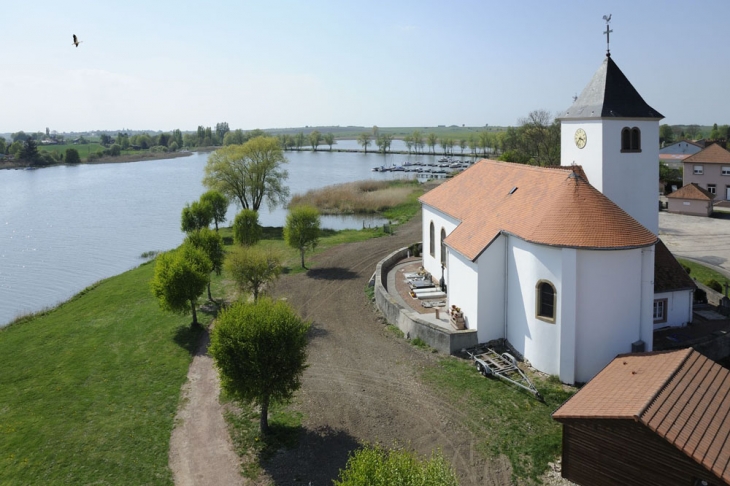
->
[682, 143, 730, 201]
[419, 53, 694, 385]
[553, 348, 730, 485]
[667, 182, 716, 216]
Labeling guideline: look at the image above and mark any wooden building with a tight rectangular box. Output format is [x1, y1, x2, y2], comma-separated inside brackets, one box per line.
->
[553, 348, 730, 486]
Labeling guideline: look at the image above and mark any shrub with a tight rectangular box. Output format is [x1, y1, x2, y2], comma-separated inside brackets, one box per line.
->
[682, 264, 691, 275]
[109, 144, 121, 156]
[150, 145, 167, 153]
[334, 443, 458, 486]
[233, 209, 262, 246]
[706, 279, 723, 293]
[65, 148, 81, 164]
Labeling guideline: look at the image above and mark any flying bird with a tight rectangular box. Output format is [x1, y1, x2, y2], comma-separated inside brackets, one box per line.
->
[72, 34, 83, 47]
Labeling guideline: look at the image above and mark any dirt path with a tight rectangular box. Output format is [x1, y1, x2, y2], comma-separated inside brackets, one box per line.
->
[168, 329, 242, 486]
[169, 213, 516, 485]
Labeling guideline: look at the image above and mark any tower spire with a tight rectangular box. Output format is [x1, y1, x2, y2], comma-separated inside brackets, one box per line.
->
[602, 14, 613, 57]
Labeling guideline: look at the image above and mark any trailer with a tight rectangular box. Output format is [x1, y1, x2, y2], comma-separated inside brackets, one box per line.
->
[467, 347, 543, 400]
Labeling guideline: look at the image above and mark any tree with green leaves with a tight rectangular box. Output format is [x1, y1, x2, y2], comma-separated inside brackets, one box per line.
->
[659, 124, 675, 146]
[65, 148, 80, 164]
[357, 132, 372, 153]
[334, 443, 459, 486]
[403, 135, 413, 154]
[233, 209, 262, 246]
[200, 190, 228, 232]
[150, 243, 212, 327]
[203, 136, 289, 211]
[185, 228, 224, 302]
[225, 246, 282, 302]
[426, 133, 438, 154]
[309, 130, 322, 151]
[215, 122, 230, 143]
[323, 132, 335, 150]
[284, 205, 320, 269]
[20, 138, 39, 163]
[459, 138, 467, 154]
[412, 131, 424, 154]
[181, 200, 213, 233]
[294, 132, 306, 150]
[209, 298, 309, 434]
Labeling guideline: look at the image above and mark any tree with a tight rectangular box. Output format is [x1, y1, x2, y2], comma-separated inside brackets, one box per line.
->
[334, 443, 459, 486]
[323, 132, 335, 150]
[209, 298, 309, 434]
[65, 148, 81, 164]
[659, 124, 675, 146]
[109, 144, 121, 156]
[100, 134, 112, 146]
[233, 209, 262, 246]
[181, 200, 213, 233]
[20, 139, 38, 163]
[215, 122, 230, 142]
[284, 205, 320, 269]
[309, 130, 322, 151]
[412, 131, 424, 154]
[11, 131, 29, 143]
[518, 110, 560, 166]
[223, 129, 246, 146]
[185, 228, 224, 302]
[225, 246, 282, 302]
[200, 190, 228, 232]
[403, 135, 413, 154]
[294, 132, 306, 150]
[426, 133, 438, 154]
[357, 133, 372, 153]
[203, 136, 289, 211]
[150, 243, 212, 327]
[459, 138, 467, 154]
[0, 138, 5, 155]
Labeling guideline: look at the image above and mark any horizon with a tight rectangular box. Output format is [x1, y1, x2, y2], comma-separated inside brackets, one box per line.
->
[2, 0, 729, 133]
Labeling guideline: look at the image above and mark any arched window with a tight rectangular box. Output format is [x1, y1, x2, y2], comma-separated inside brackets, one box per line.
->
[440, 228, 447, 265]
[429, 221, 435, 257]
[621, 127, 641, 152]
[536, 280, 556, 323]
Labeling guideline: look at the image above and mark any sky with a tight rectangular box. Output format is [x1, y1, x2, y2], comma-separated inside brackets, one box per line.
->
[2, 0, 729, 134]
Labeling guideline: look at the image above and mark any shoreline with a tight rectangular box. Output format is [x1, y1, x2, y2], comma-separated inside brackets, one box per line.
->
[0, 148, 210, 171]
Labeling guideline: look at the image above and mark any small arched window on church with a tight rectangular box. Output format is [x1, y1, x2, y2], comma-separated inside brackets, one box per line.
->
[440, 228, 447, 266]
[536, 280, 556, 323]
[429, 221, 435, 257]
[621, 127, 641, 152]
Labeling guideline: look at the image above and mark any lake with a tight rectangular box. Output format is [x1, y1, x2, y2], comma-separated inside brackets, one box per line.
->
[0, 147, 455, 326]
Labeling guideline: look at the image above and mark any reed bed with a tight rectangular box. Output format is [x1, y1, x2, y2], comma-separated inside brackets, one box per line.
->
[289, 180, 418, 214]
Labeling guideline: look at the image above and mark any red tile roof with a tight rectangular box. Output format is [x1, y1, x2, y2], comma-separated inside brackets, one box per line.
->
[419, 160, 657, 261]
[553, 349, 730, 484]
[667, 183, 715, 201]
[684, 143, 730, 164]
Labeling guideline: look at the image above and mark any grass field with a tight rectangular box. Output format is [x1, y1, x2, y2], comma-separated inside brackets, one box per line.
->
[677, 258, 729, 288]
[39, 142, 105, 160]
[0, 262, 205, 485]
[422, 358, 573, 481]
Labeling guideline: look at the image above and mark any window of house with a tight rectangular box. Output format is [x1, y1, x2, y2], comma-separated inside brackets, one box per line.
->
[694, 165, 704, 175]
[429, 221, 435, 257]
[722, 166, 730, 176]
[621, 127, 641, 152]
[653, 299, 667, 324]
[536, 280, 556, 323]
[440, 228, 447, 266]
[708, 184, 716, 194]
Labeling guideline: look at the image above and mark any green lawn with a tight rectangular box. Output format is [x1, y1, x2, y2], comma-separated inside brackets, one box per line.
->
[39, 142, 105, 160]
[0, 262, 204, 485]
[677, 258, 729, 288]
[422, 358, 573, 482]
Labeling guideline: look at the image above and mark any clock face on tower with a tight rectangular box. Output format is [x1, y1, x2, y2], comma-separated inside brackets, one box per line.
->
[574, 128, 587, 149]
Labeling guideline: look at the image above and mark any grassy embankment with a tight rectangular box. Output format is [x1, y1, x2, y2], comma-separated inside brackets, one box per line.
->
[0, 262, 205, 485]
[677, 258, 729, 288]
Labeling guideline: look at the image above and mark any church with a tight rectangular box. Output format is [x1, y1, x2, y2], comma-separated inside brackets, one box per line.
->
[419, 52, 695, 385]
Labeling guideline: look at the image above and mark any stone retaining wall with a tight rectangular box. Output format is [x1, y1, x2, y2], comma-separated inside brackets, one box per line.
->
[374, 246, 478, 354]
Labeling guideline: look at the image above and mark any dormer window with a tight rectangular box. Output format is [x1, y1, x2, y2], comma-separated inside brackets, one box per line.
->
[621, 127, 641, 152]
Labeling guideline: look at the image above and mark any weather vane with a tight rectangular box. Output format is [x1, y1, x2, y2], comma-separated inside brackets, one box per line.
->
[603, 14, 612, 57]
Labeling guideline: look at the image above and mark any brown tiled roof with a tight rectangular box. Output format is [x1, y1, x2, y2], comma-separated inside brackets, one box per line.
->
[419, 160, 657, 261]
[654, 239, 697, 293]
[684, 143, 730, 164]
[667, 183, 715, 201]
[553, 349, 730, 484]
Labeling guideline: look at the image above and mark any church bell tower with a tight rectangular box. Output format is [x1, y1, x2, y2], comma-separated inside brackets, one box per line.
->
[558, 24, 663, 235]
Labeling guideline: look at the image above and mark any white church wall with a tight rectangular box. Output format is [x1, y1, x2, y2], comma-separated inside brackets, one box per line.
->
[574, 248, 644, 384]
[475, 235, 506, 343]
[559, 248, 578, 384]
[506, 237, 562, 376]
[654, 290, 693, 329]
[601, 119, 660, 235]
[421, 205, 459, 283]
[448, 250, 479, 334]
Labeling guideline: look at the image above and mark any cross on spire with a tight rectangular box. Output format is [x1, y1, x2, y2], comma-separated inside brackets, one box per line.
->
[602, 14, 613, 57]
